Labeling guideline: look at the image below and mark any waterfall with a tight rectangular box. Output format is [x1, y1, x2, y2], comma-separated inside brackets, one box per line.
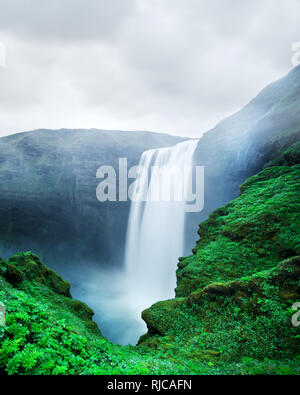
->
[123, 139, 199, 341]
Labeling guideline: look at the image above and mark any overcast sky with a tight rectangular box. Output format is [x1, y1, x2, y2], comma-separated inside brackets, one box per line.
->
[0, 0, 299, 138]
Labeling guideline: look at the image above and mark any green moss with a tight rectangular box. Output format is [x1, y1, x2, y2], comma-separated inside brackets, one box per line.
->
[176, 160, 300, 297]
[264, 141, 300, 168]
[7, 252, 71, 297]
[140, 257, 300, 365]
[1, 263, 24, 285]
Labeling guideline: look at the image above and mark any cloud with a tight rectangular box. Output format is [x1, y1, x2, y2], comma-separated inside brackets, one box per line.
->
[0, 0, 299, 137]
[0, 0, 135, 42]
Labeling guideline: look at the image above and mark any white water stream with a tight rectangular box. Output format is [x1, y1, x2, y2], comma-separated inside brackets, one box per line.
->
[122, 140, 199, 342]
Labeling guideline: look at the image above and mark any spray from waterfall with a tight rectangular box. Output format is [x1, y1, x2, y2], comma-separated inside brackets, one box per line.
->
[123, 139, 199, 342]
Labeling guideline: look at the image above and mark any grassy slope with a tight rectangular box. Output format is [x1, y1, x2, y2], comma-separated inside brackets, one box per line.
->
[1, 255, 299, 375]
[176, 142, 300, 297]
[0, 143, 299, 375]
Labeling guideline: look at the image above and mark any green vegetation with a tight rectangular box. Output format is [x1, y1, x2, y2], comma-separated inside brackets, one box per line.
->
[176, 142, 300, 297]
[0, 252, 180, 375]
[140, 257, 299, 370]
[0, 143, 299, 375]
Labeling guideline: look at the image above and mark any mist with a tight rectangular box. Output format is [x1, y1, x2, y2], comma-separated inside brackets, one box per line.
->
[69, 265, 147, 345]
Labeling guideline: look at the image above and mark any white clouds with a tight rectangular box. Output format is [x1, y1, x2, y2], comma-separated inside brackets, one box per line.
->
[0, 0, 299, 138]
[0, 0, 135, 42]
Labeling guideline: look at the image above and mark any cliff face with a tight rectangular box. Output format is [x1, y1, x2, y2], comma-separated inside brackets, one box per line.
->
[186, 66, 300, 252]
[139, 142, 300, 365]
[0, 129, 185, 270]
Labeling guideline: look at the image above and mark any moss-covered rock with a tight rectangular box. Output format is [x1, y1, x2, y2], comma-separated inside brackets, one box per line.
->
[176, 149, 300, 297]
[264, 141, 300, 168]
[140, 257, 300, 361]
[0, 257, 24, 285]
[2, 263, 24, 285]
[142, 298, 186, 336]
[7, 251, 71, 297]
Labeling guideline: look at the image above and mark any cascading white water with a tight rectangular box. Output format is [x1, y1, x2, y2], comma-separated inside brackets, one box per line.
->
[69, 140, 199, 347]
[123, 139, 199, 340]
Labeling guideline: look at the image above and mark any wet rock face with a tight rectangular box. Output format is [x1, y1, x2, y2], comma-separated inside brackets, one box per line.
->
[0, 129, 185, 270]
